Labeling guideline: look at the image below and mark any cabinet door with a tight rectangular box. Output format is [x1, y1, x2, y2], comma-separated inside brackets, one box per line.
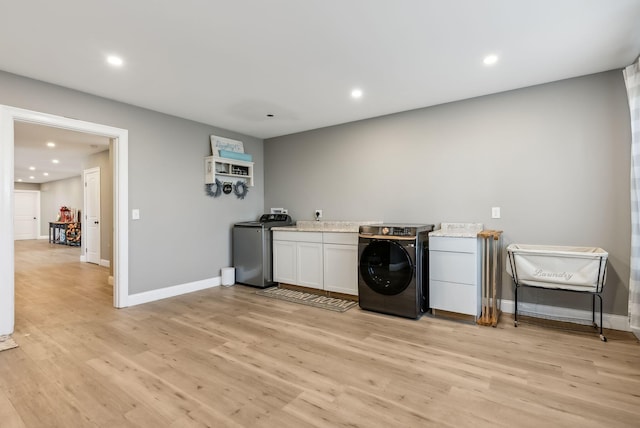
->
[429, 251, 476, 285]
[429, 280, 480, 316]
[273, 240, 296, 284]
[323, 244, 358, 295]
[296, 242, 324, 289]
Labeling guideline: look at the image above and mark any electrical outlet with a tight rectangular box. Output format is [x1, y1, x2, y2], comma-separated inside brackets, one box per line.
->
[315, 209, 323, 220]
[491, 207, 501, 219]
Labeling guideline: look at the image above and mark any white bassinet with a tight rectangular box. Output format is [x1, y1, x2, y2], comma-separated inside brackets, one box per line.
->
[506, 244, 608, 341]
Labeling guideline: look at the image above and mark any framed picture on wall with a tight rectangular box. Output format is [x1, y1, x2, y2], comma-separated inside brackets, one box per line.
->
[210, 135, 244, 155]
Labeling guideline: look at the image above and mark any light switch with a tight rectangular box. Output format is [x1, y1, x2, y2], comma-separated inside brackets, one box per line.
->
[132, 209, 140, 220]
[491, 207, 501, 219]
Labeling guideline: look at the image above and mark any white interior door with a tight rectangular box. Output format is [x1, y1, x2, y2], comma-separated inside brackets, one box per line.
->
[84, 167, 100, 264]
[14, 190, 39, 240]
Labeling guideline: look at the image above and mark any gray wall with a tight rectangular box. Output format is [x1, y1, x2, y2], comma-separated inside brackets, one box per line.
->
[265, 71, 631, 316]
[14, 182, 40, 191]
[40, 176, 83, 234]
[83, 150, 113, 262]
[1, 70, 264, 294]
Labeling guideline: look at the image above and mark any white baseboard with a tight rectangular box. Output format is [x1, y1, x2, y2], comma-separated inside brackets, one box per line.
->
[38, 235, 48, 240]
[80, 255, 86, 262]
[127, 276, 222, 307]
[500, 299, 630, 332]
[100, 259, 110, 268]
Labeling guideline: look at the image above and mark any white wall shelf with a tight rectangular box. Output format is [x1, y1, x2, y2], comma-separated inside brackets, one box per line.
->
[204, 156, 254, 187]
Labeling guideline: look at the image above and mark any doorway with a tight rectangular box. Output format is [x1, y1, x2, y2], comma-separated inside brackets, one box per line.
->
[0, 105, 129, 336]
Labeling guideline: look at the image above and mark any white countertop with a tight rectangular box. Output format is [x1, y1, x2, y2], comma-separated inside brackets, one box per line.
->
[272, 220, 381, 233]
[429, 222, 484, 238]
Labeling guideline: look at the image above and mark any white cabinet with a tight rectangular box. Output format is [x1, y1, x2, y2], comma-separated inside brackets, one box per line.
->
[429, 236, 481, 318]
[273, 240, 296, 284]
[273, 230, 358, 295]
[204, 156, 254, 187]
[323, 233, 358, 295]
[273, 231, 323, 290]
[297, 242, 324, 289]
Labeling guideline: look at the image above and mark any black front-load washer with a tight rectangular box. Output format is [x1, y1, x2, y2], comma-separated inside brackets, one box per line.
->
[358, 224, 434, 319]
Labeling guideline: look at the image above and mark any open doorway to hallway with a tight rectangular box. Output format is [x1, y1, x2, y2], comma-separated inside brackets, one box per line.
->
[14, 122, 111, 267]
[0, 105, 130, 337]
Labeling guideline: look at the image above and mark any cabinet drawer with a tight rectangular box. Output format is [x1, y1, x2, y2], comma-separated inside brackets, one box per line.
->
[323, 232, 357, 245]
[429, 280, 480, 316]
[273, 231, 323, 243]
[429, 236, 477, 253]
[429, 250, 477, 284]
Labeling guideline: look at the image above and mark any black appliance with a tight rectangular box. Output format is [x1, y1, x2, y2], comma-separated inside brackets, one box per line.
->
[358, 223, 434, 319]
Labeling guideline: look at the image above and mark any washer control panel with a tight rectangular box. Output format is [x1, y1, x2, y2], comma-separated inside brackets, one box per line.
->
[360, 224, 434, 237]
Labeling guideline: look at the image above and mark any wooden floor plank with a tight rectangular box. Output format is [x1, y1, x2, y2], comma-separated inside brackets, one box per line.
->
[1, 239, 639, 427]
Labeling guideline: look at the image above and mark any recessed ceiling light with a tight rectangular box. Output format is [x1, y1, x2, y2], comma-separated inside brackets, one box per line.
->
[28, 166, 35, 171]
[29, 176, 35, 180]
[47, 142, 56, 147]
[43, 172, 49, 176]
[351, 88, 363, 99]
[52, 159, 59, 164]
[483, 54, 498, 65]
[107, 55, 124, 67]
[17, 179, 23, 182]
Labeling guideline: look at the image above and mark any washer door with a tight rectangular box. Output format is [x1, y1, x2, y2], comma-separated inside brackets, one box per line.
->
[359, 240, 414, 295]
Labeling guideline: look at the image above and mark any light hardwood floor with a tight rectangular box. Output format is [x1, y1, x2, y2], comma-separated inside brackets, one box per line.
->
[2, 239, 640, 427]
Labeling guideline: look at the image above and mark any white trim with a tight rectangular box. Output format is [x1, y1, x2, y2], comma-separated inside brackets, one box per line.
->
[631, 326, 640, 340]
[500, 299, 631, 332]
[38, 235, 48, 240]
[100, 259, 110, 268]
[0, 105, 129, 336]
[127, 277, 221, 307]
[0, 107, 15, 335]
[80, 255, 87, 262]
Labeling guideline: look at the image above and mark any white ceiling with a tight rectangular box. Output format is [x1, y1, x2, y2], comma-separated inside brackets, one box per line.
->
[4, 1, 640, 181]
[14, 123, 109, 184]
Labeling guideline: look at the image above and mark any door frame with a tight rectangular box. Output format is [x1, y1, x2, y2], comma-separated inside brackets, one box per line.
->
[0, 105, 129, 336]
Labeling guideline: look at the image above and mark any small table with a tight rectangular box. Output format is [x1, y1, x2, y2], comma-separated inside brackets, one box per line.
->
[49, 222, 81, 246]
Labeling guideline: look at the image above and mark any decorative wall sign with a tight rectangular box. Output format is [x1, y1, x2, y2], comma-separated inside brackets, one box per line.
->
[210, 135, 244, 156]
[222, 182, 233, 194]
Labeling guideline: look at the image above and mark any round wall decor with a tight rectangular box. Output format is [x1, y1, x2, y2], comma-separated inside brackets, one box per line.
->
[205, 179, 223, 198]
[233, 181, 249, 199]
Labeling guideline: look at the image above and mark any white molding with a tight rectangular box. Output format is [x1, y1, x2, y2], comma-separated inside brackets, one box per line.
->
[38, 235, 48, 240]
[0, 105, 128, 336]
[127, 277, 221, 307]
[631, 326, 640, 340]
[80, 255, 87, 262]
[500, 299, 631, 332]
[0, 107, 15, 335]
[100, 259, 110, 268]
